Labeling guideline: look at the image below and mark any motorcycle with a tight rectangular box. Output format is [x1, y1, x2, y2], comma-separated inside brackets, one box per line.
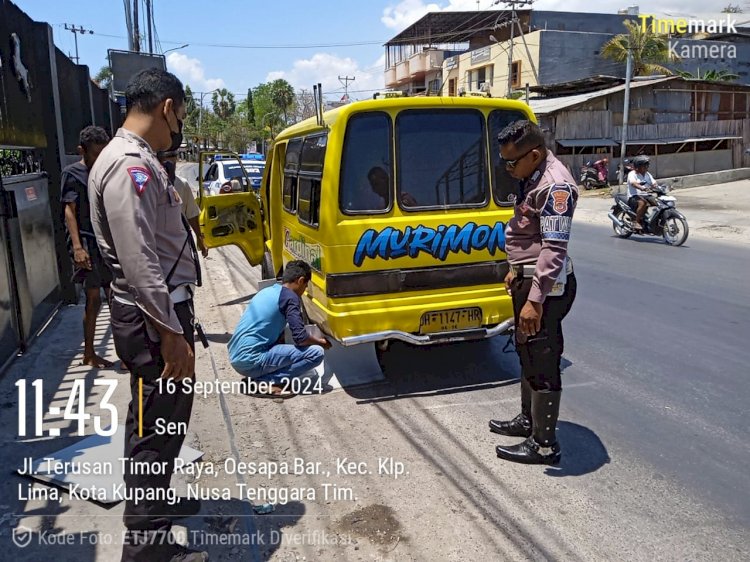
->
[579, 159, 608, 190]
[607, 182, 689, 246]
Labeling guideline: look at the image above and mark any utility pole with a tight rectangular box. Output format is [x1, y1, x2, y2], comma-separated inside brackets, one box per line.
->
[338, 75, 355, 102]
[133, 0, 140, 53]
[63, 24, 94, 64]
[507, 14, 515, 96]
[146, 0, 153, 54]
[619, 48, 634, 184]
[501, 1, 532, 96]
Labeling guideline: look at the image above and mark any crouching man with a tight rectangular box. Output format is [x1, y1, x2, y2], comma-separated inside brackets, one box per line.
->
[228, 260, 330, 396]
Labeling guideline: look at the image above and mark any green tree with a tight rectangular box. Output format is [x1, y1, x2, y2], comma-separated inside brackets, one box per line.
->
[94, 64, 112, 88]
[184, 85, 200, 131]
[211, 88, 236, 120]
[252, 82, 283, 136]
[676, 68, 739, 82]
[601, 19, 675, 78]
[270, 79, 296, 124]
[223, 113, 254, 153]
[246, 88, 255, 125]
[721, 4, 743, 13]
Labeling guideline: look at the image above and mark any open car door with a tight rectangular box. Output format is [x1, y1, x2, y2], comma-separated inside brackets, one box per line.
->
[197, 151, 265, 266]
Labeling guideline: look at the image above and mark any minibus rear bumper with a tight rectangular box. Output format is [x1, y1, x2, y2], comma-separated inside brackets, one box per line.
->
[338, 318, 514, 347]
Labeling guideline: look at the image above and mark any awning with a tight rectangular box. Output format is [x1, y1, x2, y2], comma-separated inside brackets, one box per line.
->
[628, 136, 742, 145]
[556, 138, 617, 147]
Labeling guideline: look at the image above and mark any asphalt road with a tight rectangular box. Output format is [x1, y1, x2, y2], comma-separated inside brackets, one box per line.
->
[185, 220, 750, 560]
[563, 223, 750, 525]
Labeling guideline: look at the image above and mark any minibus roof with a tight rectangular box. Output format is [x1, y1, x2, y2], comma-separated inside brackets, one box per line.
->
[274, 96, 536, 142]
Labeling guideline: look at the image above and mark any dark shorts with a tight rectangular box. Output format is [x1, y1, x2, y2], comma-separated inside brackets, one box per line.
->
[628, 195, 646, 210]
[71, 239, 113, 291]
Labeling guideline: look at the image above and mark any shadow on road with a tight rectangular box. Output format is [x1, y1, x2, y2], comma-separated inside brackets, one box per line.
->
[612, 234, 690, 248]
[190, 499, 306, 561]
[544, 421, 610, 478]
[346, 338, 524, 403]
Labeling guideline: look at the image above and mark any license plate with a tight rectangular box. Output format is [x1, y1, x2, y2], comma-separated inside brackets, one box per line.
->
[419, 307, 482, 334]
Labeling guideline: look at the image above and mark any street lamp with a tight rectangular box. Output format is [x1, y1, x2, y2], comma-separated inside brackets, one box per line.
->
[163, 43, 189, 55]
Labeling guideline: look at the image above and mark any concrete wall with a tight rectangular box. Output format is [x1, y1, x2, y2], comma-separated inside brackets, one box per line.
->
[538, 31, 626, 85]
[667, 39, 750, 85]
[443, 31, 542, 96]
[530, 11, 636, 35]
[558, 150, 738, 185]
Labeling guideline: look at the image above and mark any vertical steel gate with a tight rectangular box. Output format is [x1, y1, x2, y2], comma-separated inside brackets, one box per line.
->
[0, 173, 60, 370]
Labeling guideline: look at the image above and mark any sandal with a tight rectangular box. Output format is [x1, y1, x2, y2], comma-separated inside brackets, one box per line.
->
[246, 383, 297, 400]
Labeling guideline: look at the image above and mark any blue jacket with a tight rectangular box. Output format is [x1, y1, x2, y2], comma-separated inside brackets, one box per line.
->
[228, 284, 307, 367]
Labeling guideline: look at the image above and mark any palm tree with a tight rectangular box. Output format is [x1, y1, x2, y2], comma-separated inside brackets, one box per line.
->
[270, 79, 295, 124]
[601, 20, 675, 78]
[211, 88, 236, 121]
[676, 68, 740, 82]
[721, 4, 743, 13]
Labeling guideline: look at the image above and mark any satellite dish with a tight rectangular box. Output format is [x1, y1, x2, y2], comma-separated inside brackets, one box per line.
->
[489, 34, 498, 42]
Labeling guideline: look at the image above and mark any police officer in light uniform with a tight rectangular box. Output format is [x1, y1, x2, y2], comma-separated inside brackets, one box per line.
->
[489, 120, 577, 465]
[89, 68, 206, 562]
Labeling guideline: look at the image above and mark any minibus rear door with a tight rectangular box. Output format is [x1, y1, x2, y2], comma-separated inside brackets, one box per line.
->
[197, 151, 265, 266]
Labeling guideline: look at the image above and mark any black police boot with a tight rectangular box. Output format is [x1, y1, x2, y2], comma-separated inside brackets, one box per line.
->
[489, 378, 532, 437]
[495, 389, 562, 465]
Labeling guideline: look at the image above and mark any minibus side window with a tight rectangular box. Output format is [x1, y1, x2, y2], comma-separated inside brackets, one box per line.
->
[488, 110, 526, 206]
[339, 112, 393, 214]
[297, 134, 327, 227]
[283, 138, 303, 213]
[396, 109, 487, 210]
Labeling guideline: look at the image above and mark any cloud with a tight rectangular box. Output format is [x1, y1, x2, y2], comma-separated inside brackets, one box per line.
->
[266, 53, 385, 101]
[166, 52, 225, 92]
[381, 0, 486, 31]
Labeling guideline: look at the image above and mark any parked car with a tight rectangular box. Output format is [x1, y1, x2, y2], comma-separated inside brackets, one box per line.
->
[202, 159, 265, 195]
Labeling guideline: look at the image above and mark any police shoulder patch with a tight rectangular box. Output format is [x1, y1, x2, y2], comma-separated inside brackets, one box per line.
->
[127, 166, 150, 196]
[549, 185, 572, 215]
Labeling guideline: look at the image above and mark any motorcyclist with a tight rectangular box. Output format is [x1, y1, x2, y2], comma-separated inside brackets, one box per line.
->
[626, 155, 657, 231]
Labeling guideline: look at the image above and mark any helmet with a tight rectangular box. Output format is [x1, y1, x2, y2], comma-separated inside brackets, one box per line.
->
[633, 155, 650, 167]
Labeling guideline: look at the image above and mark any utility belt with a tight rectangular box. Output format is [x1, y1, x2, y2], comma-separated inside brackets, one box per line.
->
[510, 257, 574, 279]
[112, 283, 195, 307]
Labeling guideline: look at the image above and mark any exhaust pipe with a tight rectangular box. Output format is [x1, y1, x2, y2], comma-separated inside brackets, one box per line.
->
[608, 212, 625, 228]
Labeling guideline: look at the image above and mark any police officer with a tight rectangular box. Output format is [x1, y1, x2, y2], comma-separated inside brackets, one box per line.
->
[489, 120, 577, 465]
[89, 68, 206, 562]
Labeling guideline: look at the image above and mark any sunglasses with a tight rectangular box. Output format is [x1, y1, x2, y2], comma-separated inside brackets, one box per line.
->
[503, 145, 541, 169]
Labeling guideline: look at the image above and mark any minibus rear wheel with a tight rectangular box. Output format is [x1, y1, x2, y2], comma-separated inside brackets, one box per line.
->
[261, 252, 275, 280]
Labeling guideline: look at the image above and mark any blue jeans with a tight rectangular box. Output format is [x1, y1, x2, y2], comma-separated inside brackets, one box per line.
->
[233, 344, 324, 384]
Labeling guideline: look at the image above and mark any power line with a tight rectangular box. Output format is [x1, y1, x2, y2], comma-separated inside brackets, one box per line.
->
[83, 30, 386, 49]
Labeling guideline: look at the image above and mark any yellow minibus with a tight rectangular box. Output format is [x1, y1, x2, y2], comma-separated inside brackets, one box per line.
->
[199, 96, 536, 357]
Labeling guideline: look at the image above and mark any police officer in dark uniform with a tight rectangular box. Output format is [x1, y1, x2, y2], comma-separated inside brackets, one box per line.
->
[489, 120, 578, 465]
[90, 68, 206, 562]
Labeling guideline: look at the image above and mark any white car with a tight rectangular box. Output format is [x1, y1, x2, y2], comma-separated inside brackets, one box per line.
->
[202, 159, 266, 195]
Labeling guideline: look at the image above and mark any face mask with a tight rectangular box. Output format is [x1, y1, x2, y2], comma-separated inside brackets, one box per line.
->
[164, 108, 184, 152]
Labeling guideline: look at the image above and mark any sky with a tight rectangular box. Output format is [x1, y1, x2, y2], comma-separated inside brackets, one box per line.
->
[16, 0, 740, 103]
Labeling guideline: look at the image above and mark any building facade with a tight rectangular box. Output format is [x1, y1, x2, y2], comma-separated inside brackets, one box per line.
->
[528, 77, 750, 178]
[383, 9, 750, 97]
